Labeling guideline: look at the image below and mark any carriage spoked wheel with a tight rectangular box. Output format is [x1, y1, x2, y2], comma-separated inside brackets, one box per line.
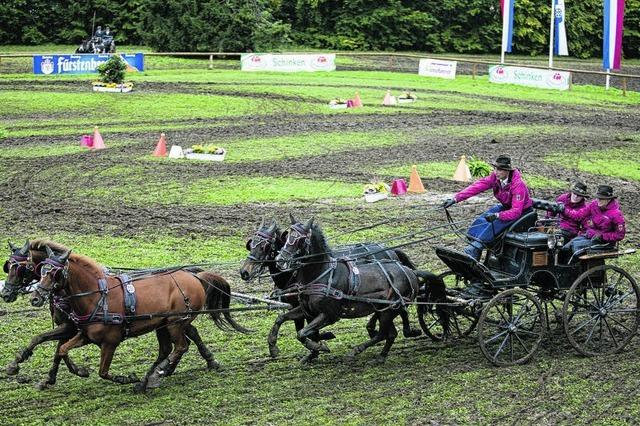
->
[417, 271, 478, 342]
[478, 288, 546, 366]
[563, 265, 640, 357]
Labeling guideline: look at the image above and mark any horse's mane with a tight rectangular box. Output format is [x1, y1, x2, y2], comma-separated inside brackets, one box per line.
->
[69, 253, 104, 275]
[310, 223, 332, 256]
[29, 239, 71, 253]
[29, 239, 103, 273]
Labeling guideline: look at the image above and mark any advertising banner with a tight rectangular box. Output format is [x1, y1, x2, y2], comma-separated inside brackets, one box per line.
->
[418, 58, 457, 79]
[489, 65, 571, 91]
[241, 53, 335, 72]
[33, 53, 144, 75]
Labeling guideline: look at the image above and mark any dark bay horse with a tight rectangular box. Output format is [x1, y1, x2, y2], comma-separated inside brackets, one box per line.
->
[240, 218, 421, 360]
[275, 217, 446, 362]
[2, 240, 89, 388]
[30, 246, 248, 392]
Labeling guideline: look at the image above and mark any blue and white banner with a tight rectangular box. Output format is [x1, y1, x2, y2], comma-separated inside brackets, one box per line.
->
[554, 0, 568, 56]
[501, 0, 516, 53]
[33, 53, 144, 75]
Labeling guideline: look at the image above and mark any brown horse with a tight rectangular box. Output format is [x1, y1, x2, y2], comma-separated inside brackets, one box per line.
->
[2, 240, 90, 388]
[30, 246, 248, 392]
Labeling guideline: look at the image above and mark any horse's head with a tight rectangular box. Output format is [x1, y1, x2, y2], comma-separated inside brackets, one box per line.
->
[240, 218, 283, 282]
[2, 241, 34, 303]
[30, 246, 71, 308]
[275, 214, 314, 271]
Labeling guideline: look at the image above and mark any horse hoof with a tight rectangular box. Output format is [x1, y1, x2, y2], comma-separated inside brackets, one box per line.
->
[317, 341, 331, 353]
[146, 374, 162, 389]
[35, 380, 52, 391]
[269, 346, 280, 359]
[75, 367, 90, 378]
[374, 355, 387, 364]
[133, 381, 148, 394]
[403, 328, 422, 338]
[6, 363, 19, 376]
[300, 353, 318, 365]
[319, 331, 336, 341]
[207, 360, 221, 371]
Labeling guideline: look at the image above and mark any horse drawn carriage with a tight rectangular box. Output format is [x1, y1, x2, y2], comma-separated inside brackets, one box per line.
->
[416, 201, 639, 366]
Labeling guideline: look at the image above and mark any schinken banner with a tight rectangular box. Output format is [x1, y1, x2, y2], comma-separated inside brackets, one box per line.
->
[33, 53, 144, 75]
[489, 65, 571, 91]
[241, 53, 335, 72]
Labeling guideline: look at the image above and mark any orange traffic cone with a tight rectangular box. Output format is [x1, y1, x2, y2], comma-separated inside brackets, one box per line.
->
[382, 90, 396, 106]
[453, 155, 472, 182]
[353, 91, 363, 108]
[91, 126, 106, 150]
[407, 165, 425, 193]
[153, 133, 167, 157]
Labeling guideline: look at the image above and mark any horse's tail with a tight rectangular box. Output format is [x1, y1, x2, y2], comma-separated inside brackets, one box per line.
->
[196, 271, 251, 334]
[393, 249, 417, 270]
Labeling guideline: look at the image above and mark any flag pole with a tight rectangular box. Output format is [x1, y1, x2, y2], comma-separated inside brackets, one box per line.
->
[606, 68, 611, 90]
[548, 0, 555, 69]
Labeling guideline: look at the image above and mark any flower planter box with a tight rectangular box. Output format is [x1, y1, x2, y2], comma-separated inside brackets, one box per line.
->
[329, 103, 348, 110]
[364, 192, 388, 203]
[184, 150, 226, 161]
[397, 97, 416, 104]
[92, 82, 133, 93]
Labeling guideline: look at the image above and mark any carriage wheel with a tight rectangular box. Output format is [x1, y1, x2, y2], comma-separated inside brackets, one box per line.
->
[563, 265, 640, 357]
[417, 271, 478, 342]
[478, 288, 546, 366]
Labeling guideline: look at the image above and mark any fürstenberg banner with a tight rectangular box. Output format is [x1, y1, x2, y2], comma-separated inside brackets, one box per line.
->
[489, 65, 571, 91]
[33, 53, 144, 75]
[241, 53, 336, 72]
[418, 58, 457, 79]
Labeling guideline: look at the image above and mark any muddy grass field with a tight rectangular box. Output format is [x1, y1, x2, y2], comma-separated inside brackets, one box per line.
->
[1, 53, 640, 425]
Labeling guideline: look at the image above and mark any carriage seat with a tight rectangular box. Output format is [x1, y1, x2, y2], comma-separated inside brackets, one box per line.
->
[503, 231, 549, 249]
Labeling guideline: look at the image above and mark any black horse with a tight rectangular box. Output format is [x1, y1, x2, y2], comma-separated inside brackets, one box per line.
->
[275, 217, 446, 362]
[240, 218, 422, 360]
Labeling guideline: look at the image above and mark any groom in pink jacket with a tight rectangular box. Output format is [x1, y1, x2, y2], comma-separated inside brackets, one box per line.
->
[560, 184, 625, 255]
[442, 155, 532, 260]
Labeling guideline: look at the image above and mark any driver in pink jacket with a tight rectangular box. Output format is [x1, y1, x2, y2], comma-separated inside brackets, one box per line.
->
[442, 155, 533, 260]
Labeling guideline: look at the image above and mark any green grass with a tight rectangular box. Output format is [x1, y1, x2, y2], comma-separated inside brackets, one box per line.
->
[148, 131, 408, 163]
[84, 176, 363, 206]
[546, 147, 640, 181]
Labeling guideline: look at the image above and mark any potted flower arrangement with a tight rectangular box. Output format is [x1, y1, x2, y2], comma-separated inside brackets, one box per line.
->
[328, 98, 349, 109]
[363, 181, 390, 203]
[184, 144, 226, 161]
[93, 55, 133, 93]
[397, 91, 417, 104]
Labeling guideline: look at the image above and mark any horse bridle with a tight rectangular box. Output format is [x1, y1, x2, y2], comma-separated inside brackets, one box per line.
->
[3, 254, 38, 294]
[279, 224, 311, 266]
[33, 258, 68, 301]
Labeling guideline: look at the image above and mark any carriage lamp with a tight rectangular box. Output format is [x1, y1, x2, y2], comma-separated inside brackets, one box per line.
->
[547, 235, 557, 250]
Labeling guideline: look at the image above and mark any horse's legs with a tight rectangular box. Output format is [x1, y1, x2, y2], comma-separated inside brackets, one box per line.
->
[378, 317, 399, 362]
[366, 313, 379, 338]
[297, 313, 334, 354]
[399, 308, 421, 338]
[184, 324, 219, 371]
[347, 311, 398, 361]
[97, 341, 138, 385]
[135, 328, 172, 393]
[145, 326, 190, 390]
[6, 322, 78, 376]
[268, 306, 306, 358]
